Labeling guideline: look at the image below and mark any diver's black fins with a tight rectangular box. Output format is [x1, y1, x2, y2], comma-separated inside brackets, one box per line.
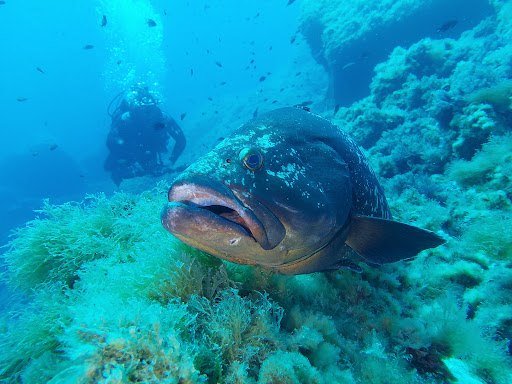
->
[345, 214, 445, 264]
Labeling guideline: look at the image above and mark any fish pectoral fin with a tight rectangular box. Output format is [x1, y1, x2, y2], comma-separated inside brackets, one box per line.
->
[345, 214, 446, 264]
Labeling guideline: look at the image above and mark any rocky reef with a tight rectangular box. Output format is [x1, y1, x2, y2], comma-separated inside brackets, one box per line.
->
[300, 0, 495, 106]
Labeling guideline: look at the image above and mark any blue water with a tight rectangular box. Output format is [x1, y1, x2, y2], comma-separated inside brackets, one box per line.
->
[0, 0, 301, 244]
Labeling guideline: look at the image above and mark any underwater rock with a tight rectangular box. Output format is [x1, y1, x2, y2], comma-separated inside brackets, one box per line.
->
[300, 0, 494, 106]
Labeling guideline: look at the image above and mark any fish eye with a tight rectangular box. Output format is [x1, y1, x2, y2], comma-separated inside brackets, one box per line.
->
[239, 147, 263, 171]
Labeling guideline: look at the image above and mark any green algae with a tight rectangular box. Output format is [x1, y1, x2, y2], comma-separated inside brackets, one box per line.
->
[1, 171, 511, 383]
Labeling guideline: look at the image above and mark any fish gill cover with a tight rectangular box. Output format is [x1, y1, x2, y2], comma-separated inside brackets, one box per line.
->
[0, 0, 511, 383]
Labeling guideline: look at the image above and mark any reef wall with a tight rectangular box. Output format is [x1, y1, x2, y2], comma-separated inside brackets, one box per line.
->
[300, 0, 495, 106]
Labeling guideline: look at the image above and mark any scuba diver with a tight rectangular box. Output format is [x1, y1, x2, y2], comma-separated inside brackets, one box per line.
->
[104, 85, 186, 186]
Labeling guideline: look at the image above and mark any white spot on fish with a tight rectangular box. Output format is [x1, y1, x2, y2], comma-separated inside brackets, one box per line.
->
[229, 237, 241, 246]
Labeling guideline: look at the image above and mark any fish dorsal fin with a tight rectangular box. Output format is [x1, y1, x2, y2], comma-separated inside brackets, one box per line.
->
[345, 214, 445, 264]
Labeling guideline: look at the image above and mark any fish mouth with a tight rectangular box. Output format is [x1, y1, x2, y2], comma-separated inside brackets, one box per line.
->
[162, 175, 284, 250]
[195, 204, 255, 240]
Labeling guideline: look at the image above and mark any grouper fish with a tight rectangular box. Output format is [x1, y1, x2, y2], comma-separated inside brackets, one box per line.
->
[161, 107, 445, 275]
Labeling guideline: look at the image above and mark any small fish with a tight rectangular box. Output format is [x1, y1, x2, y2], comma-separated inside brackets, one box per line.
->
[101, 15, 107, 27]
[290, 35, 296, 44]
[437, 19, 458, 33]
[250, 59, 255, 64]
[180, 113, 186, 120]
[259, 76, 266, 82]
[190, 68, 194, 76]
[162, 108, 445, 275]
[220, 81, 226, 85]
[287, 0, 296, 5]
[49, 144, 58, 151]
[117, 60, 122, 65]
[253, 108, 258, 118]
[215, 61, 223, 68]
[333, 104, 340, 116]
[295, 71, 301, 76]
[36, 67, 45, 74]
[83, 44, 94, 50]
[0, 1, 6, 5]
[32, 151, 39, 157]
[208, 97, 213, 101]
[294, 105, 310, 112]
[147, 18, 157, 27]
[16, 97, 27, 102]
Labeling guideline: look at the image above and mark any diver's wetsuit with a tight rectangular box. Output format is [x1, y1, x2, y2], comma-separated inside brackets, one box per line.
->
[104, 95, 186, 186]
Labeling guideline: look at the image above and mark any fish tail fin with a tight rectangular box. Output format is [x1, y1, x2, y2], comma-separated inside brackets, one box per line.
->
[345, 214, 446, 264]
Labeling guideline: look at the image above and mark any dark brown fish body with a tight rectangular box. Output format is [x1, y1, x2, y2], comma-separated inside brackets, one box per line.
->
[147, 18, 157, 27]
[101, 15, 107, 27]
[162, 108, 445, 275]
